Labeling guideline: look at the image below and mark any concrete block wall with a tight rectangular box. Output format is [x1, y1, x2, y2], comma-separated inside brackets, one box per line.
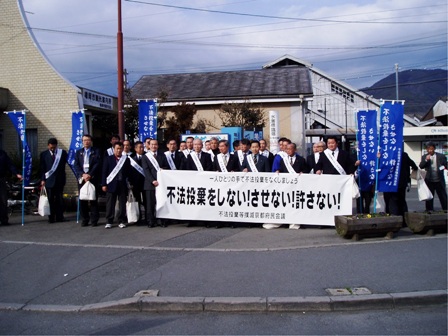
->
[0, 0, 82, 193]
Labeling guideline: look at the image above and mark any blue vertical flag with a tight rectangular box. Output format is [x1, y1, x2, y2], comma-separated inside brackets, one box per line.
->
[138, 100, 157, 141]
[356, 110, 378, 191]
[377, 101, 404, 192]
[67, 111, 84, 176]
[6, 111, 32, 186]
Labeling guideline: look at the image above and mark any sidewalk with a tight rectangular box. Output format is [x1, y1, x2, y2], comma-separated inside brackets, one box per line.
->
[0, 187, 446, 313]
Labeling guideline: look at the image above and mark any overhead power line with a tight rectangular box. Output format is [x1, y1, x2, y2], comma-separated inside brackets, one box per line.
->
[124, 0, 447, 24]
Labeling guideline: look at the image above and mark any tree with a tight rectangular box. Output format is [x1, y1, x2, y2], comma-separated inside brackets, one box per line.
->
[217, 100, 266, 129]
[163, 102, 198, 141]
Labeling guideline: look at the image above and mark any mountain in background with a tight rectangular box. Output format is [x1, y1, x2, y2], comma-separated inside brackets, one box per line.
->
[361, 69, 447, 118]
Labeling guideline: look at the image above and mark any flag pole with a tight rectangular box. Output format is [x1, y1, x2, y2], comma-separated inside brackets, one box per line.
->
[354, 110, 362, 214]
[373, 104, 382, 214]
[21, 110, 26, 226]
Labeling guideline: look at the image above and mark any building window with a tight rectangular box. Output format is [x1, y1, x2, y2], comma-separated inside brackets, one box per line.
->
[331, 83, 354, 103]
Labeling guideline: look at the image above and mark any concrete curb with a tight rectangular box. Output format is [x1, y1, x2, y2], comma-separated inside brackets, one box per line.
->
[1, 290, 446, 313]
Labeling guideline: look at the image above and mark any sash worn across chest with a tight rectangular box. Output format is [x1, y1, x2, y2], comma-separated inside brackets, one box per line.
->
[217, 153, 228, 172]
[45, 149, 63, 179]
[247, 155, 258, 172]
[106, 155, 127, 184]
[191, 152, 204, 171]
[324, 149, 346, 175]
[146, 152, 161, 172]
[282, 155, 296, 174]
[164, 151, 177, 170]
[130, 156, 145, 176]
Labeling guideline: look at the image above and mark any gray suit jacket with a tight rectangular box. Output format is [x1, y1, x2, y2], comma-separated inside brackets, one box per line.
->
[419, 152, 447, 183]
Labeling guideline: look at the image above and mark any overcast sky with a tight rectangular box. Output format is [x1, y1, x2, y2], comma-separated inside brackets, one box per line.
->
[22, 0, 447, 97]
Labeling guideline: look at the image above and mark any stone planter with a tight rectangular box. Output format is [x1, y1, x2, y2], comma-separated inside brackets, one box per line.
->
[334, 215, 403, 241]
[404, 211, 447, 236]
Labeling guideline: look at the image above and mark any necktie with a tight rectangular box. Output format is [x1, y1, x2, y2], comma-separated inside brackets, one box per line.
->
[290, 156, 293, 164]
[154, 153, 157, 159]
[223, 154, 228, 166]
[172, 153, 175, 160]
[51, 151, 55, 161]
[253, 155, 258, 165]
[332, 151, 335, 156]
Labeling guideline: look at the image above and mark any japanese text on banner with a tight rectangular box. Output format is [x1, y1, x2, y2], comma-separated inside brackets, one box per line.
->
[156, 171, 353, 226]
[68, 111, 84, 176]
[7, 112, 32, 186]
[138, 100, 157, 141]
[356, 110, 378, 191]
[377, 101, 404, 192]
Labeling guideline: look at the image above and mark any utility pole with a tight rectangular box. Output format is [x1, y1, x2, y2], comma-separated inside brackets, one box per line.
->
[395, 63, 399, 100]
[117, 0, 125, 140]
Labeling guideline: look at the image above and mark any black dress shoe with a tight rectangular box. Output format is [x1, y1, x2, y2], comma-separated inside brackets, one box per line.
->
[147, 222, 155, 228]
[48, 219, 55, 224]
[81, 221, 89, 227]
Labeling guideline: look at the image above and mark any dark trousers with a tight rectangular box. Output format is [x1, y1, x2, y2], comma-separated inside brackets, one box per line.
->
[79, 183, 99, 225]
[0, 178, 8, 224]
[105, 184, 127, 224]
[46, 186, 64, 221]
[384, 187, 408, 216]
[425, 180, 447, 211]
[356, 191, 373, 214]
[133, 187, 146, 223]
[145, 189, 156, 225]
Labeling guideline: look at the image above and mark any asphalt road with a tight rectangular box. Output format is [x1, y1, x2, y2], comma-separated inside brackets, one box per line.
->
[0, 186, 446, 335]
[0, 306, 447, 335]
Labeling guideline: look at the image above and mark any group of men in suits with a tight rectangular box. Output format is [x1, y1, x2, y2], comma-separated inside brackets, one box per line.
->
[38, 133, 362, 229]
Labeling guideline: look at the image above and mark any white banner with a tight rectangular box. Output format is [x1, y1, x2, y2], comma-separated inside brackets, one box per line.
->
[156, 171, 353, 226]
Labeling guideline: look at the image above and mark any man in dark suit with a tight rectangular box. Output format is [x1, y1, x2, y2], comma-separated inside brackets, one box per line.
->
[102, 142, 131, 229]
[210, 137, 220, 156]
[384, 151, 418, 218]
[105, 134, 120, 157]
[315, 136, 358, 175]
[129, 141, 146, 224]
[272, 138, 290, 172]
[306, 141, 324, 174]
[39, 138, 68, 223]
[419, 142, 447, 211]
[74, 134, 101, 227]
[241, 140, 271, 172]
[142, 139, 164, 227]
[159, 139, 182, 227]
[161, 139, 182, 170]
[230, 138, 251, 172]
[213, 139, 234, 172]
[0, 150, 22, 226]
[181, 139, 213, 171]
[259, 139, 275, 168]
[279, 142, 310, 174]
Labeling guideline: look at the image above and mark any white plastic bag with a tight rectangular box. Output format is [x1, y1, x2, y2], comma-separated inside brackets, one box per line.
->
[126, 190, 140, 223]
[38, 187, 51, 216]
[79, 181, 96, 201]
[371, 191, 386, 213]
[416, 169, 433, 201]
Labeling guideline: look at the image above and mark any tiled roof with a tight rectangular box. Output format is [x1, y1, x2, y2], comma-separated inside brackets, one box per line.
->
[131, 66, 313, 101]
